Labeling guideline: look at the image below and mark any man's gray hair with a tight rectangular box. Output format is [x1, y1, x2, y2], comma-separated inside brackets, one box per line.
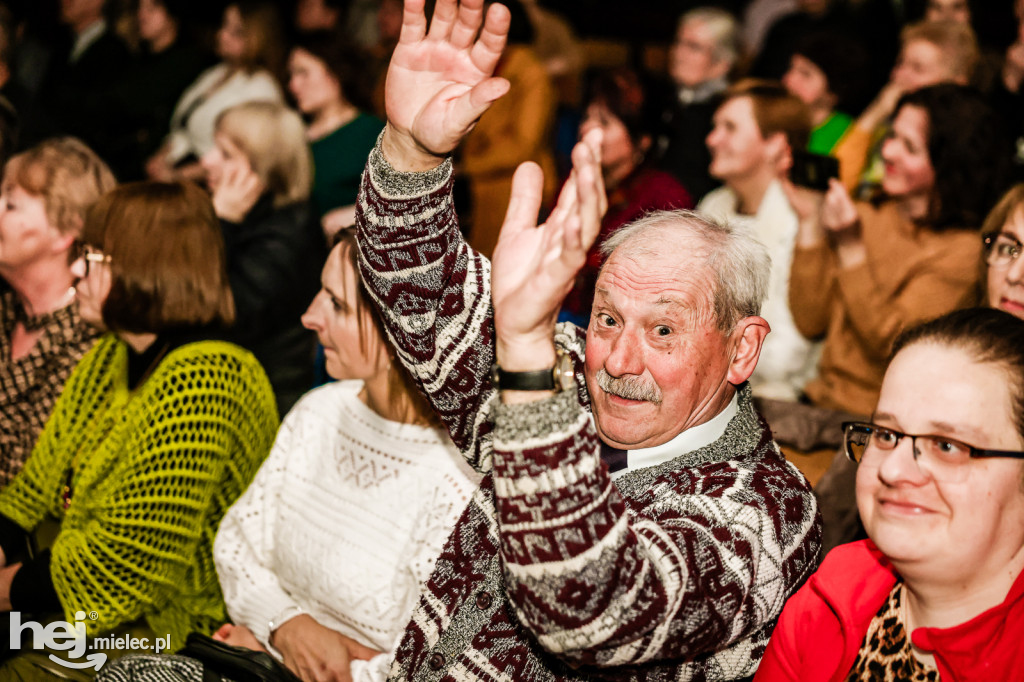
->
[599, 209, 770, 333]
[680, 7, 741, 66]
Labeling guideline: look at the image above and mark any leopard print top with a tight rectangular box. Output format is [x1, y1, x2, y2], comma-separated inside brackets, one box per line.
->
[846, 582, 940, 681]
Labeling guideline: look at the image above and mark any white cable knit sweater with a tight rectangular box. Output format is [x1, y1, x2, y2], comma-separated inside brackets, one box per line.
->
[213, 380, 480, 681]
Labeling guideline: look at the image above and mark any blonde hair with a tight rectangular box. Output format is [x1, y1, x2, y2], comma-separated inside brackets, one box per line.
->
[6, 137, 116, 236]
[216, 101, 312, 207]
[901, 19, 979, 83]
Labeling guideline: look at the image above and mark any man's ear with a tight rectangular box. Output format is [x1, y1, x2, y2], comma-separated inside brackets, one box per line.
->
[727, 315, 770, 386]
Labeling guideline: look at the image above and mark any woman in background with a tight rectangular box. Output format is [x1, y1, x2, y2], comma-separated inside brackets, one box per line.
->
[0, 138, 115, 490]
[789, 83, 1012, 554]
[982, 184, 1024, 319]
[147, 0, 284, 183]
[288, 31, 384, 237]
[202, 101, 326, 415]
[0, 181, 278, 678]
[560, 66, 693, 327]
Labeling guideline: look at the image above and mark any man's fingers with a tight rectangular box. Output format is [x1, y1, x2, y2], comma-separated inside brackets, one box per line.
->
[501, 161, 545, 237]
[426, 0, 458, 41]
[453, 77, 510, 129]
[469, 3, 510, 76]
[450, 0, 485, 49]
[399, 0, 428, 43]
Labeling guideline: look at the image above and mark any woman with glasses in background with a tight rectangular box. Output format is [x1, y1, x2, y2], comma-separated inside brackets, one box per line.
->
[982, 184, 1024, 320]
[0, 181, 278, 678]
[755, 307, 1024, 681]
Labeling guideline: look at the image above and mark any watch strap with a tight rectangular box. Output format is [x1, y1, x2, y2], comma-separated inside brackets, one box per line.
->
[491, 365, 556, 391]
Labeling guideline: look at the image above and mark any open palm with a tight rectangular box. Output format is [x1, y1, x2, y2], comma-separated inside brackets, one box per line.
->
[386, 0, 511, 159]
[492, 132, 606, 345]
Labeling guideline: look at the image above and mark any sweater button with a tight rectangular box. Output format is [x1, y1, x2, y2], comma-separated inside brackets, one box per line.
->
[428, 652, 446, 671]
[476, 591, 493, 610]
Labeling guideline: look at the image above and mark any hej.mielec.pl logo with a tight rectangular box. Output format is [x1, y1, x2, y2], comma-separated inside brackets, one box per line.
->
[9, 610, 171, 672]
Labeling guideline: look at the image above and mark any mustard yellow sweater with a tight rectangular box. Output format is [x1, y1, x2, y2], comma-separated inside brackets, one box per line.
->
[0, 334, 278, 647]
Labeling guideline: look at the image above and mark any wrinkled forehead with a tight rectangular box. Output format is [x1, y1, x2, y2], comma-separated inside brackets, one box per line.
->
[596, 238, 717, 322]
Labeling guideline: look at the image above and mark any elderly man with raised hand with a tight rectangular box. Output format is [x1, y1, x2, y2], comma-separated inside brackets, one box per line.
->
[357, 0, 821, 679]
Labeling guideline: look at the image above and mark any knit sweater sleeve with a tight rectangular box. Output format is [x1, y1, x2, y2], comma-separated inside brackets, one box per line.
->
[788, 242, 835, 340]
[356, 137, 497, 473]
[0, 337, 113, 534]
[490, 383, 820, 670]
[214, 397, 302, 645]
[34, 344, 274, 638]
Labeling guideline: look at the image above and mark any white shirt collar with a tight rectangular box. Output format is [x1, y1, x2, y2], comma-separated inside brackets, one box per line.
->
[610, 392, 740, 480]
[71, 19, 106, 63]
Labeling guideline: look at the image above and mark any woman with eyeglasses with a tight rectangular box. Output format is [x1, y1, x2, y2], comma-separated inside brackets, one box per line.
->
[0, 181, 278, 677]
[755, 307, 1024, 681]
[982, 184, 1024, 319]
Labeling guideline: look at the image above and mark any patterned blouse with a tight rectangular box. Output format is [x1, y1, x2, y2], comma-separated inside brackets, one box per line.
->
[847, 582, 940, 681]
[0, 288, 99, 488]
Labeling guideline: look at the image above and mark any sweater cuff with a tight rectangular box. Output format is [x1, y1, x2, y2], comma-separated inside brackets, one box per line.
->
[10, 549, 61, 613]
[235, 586, 302, 647]
[492, 387, 583, 443]
[367, 130, 452, 199]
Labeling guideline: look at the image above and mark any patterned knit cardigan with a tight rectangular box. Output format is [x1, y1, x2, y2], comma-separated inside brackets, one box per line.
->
[357, 142, 821, 681]
[0, 335, 279, 647]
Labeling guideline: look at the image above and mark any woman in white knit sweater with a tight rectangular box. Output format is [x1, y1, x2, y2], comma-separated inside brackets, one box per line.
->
[210, 228, 480, 680]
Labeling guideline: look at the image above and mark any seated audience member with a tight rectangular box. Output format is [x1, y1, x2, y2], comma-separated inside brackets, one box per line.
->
[789, 83, 1011, 551]
[212, 229, 478, 679]
[781, 31, 867, 155]
[22, 0, 130, 169]
[354, 1, 820, 678]
[560, 67, 693, 327]
[113, 0, 212, 179]
[0, 181, 278, 677]
[461, 0, 556, 260]
[146, 1, 284, 184]
[288, 32, 384, 237]
[699, 80, 820, 402]
[834, 20, 978, 197]
[0, 138, 114, 490]
[655, 7, 739, 202]
[295, 0, 344, 33]
[756, 307, 1024, 681]
[201, 101, 326, 416]
[983, 184, 1024, 319]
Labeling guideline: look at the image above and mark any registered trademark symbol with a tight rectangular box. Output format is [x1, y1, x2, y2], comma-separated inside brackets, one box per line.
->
[89, 611, 98, 620]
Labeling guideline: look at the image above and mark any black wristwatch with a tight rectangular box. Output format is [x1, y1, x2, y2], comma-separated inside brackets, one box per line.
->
[491, 350, 575, 392]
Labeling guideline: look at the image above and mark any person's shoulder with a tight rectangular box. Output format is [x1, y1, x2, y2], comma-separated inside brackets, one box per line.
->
[696, 185, 737, 217]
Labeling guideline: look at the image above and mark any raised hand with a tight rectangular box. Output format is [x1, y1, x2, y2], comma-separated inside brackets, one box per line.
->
[491, 129, 606, 372]
[382, 0, 512, 171]
[820, 178, 859, 234]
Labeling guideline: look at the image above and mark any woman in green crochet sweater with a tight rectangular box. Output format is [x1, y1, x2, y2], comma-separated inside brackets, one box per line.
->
[0, 181, 279, 678]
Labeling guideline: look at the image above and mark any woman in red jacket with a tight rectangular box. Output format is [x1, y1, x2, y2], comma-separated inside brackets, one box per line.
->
[756, 307, 1024, 681]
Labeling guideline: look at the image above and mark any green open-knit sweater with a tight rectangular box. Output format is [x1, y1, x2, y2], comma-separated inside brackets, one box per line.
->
[0, 335, 278, 647]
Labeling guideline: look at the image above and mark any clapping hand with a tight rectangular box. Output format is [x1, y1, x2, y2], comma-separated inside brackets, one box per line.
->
[491, 129, 606, 378]
[381, 0, 512, 171]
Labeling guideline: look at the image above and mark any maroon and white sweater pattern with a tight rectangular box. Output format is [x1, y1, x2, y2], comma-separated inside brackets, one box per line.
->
[356, 141, 821, 681]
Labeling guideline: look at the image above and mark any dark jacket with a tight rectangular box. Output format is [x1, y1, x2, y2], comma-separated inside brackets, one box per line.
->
[221, 195, 326, 417]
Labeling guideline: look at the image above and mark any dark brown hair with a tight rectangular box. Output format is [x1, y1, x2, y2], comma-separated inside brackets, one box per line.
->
[231, 0, 285, 77]
[82, 181, 235, 334]
[332, 228, 439, 427]
[892, 307, 1024, 441]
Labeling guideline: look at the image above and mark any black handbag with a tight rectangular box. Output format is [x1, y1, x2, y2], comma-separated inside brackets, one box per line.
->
[178, 633, 302, 682]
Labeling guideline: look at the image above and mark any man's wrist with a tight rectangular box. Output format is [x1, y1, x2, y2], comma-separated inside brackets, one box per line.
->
[381, 124, 447, 173]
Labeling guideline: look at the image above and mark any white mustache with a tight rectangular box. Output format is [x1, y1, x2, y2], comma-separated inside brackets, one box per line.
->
[596, 368, 662, 404]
